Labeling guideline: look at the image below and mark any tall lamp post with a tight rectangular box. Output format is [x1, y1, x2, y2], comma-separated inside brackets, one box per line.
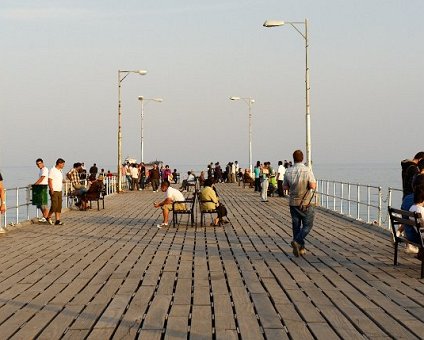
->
[229, 96, 255, 172]
[263, 19, 312, 168]
[138, 96, 163, 163]
[117, 69, 147, 192]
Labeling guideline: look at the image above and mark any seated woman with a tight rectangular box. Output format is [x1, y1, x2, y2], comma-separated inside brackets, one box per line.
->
[408, 174, 424, 259]
[243, 169, 254, 188]
[80, 176, 104, 210]
[200, 178, 227, 226]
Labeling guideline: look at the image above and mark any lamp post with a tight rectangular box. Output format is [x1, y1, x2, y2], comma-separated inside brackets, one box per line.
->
[263, 19, 312, 168]
[117, 69, 147, 192]
[229, 96, 255, 172]
[138, 96, 163, 163]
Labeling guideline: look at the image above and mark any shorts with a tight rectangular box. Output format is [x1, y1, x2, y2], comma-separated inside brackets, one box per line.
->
[50, 191, 62, 213]
[162, 203, 186, 211]
[37, 204, 48, 210]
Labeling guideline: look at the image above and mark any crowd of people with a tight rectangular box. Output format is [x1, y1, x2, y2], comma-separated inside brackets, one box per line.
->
[3, 151, 423, 261]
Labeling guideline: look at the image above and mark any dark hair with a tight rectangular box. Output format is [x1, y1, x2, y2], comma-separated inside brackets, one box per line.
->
[293, 150, 304, 163]
[204, 178, 213, 187]
[36, 158, 43, 163]
[56, 158, 65, 165]
[278, 161, 283, 165]
[414, 152, 424, 160]
[418, 159, 424, 172]
[74, 162, 82, 168]
[256, 161, 260, 167]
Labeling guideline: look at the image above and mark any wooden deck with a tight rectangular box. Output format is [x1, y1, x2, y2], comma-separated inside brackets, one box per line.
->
[0, 183, 423, 339]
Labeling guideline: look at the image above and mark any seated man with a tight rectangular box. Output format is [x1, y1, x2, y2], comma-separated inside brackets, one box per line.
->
[67, 162, 88, 209]
[154, 181, 186, 228]
[179, 171, 196, 191]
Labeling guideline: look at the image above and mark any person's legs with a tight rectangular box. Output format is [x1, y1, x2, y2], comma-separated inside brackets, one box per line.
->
[294, 206, 314, 248]
[278, 180, 284, 197]
[261, 179, 269, 201]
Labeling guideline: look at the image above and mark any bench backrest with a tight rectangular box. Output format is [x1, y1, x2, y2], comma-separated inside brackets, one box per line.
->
[388, 206, 424, 247]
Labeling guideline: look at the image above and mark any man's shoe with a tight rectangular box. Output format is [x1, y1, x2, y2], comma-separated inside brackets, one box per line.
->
[157, 223, 168, 229]
[291, 241, 300, 257]
[38, 217, 47, 223]
[54, 221, 64, 225]
[405, 244, 419, 254]
[46, 218, 53, 225]
[299, 247, 307, 256]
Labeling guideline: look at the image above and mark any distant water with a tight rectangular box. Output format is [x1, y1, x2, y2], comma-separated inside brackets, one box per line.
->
[0, 162, 402, 190]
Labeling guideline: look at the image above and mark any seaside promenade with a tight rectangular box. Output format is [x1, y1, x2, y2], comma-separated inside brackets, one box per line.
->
[0, 184, 423, 339]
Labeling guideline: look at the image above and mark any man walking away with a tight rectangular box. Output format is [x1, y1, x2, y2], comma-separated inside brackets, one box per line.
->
[47, 158, 65, 226]
[283, 150, 316, 257]
[34, 158, 49, 222]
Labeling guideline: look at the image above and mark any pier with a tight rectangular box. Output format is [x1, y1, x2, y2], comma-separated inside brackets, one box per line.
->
[0, 183, 423, 339]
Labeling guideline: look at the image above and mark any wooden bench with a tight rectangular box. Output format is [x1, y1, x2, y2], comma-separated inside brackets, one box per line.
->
[84, 182, 105, 211]
[388, 206, 424, 278]
[172, 191, 197, 227]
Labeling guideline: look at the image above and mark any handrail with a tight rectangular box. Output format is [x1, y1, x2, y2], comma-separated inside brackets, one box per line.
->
[0, 176, 120, 230]
[315, 179, 402, 229]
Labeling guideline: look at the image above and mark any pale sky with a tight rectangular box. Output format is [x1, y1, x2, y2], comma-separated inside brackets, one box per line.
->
[1, 0, 423, 170]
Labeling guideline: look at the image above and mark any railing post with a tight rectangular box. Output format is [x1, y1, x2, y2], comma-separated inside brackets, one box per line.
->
[356, 185, 360, 220]
[348, 184, 351, 217]
[333, 182, 336, 211]
[340, 183, 344, 214]
[16, 187, 19, 224]
[378, 187, 382, 227]
[26, 185, 31, 221]
[326, 181, 329, 209]
[367, 186, 371, 223]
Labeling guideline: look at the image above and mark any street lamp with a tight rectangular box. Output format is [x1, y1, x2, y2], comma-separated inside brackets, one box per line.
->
[229, 96, 255, 172]
[117, 69, 147, 192]
[138, 96, 163, 163]
[263, 19, 312, 168]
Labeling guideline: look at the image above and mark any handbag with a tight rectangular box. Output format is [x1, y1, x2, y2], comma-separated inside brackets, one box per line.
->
[299, 189, 315, 212]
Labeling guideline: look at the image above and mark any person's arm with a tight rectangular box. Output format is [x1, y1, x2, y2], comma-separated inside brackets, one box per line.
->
[0, 181, 5, 214]
[34, 176, 45, 185]
[48, 178, 54, 194]
[308, 181, 317, 190]
[154, 197, 173, 208]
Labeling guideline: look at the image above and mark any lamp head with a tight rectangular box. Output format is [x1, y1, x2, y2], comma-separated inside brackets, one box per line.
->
[138, 96, 144, 101]
[137, 70, 147, 75]
[154, 98, 164, 102]
[263, 20, 285, 27]
[230, 96, 241, 101]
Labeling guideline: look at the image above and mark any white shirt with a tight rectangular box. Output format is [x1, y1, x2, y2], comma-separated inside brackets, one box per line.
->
[38, 166, 49, 185]
[187, 174, 196, 183]
[277, 165, 286, 181]
[166, 186, 185, 203]
[409, 204, 424, 226]
[130, 167, 139, 179]
[49, 166, 63, 192]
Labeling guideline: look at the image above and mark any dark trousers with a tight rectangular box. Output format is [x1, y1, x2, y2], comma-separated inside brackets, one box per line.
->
[254, 178, 261, 192]
[278, 180, 285, 197]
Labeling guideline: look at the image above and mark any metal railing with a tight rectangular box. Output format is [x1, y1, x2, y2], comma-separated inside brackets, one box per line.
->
[315, 179, 402, 230]
[1, 176, 119, 230]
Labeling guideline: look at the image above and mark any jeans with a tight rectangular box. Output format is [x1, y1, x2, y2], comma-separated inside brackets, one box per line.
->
[255, 178, 261, 192]
[289, 205, 315, 247]
[261, 179, 269, 201]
